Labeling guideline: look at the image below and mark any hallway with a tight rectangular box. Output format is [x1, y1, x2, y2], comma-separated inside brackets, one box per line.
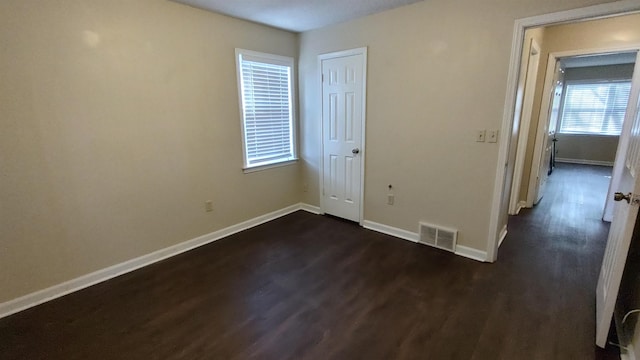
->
[501, 162, 617, 358]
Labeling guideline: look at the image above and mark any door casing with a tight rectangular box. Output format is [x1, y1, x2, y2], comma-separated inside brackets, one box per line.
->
[487, 0, 640, 263]
[527, 56, 564, 207]
[509, 38, 541, 215]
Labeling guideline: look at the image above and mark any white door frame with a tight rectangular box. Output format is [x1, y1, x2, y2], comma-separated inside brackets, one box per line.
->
[526, 46, 640, 210]
[318, 47, 368, 224]
[487, 1, 640, 262]
[526, 53, 561, 208]
[509, 38, 541, 215]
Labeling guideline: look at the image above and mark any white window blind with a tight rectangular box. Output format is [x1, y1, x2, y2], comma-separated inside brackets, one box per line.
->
[236, 49, 296, 170]
[558, 81, 631, 136]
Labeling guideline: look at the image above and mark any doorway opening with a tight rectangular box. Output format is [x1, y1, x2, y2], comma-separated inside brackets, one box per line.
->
[489, 4, 640, 262]
[493, 6, 640, 352]
[519, 49, 637, 219]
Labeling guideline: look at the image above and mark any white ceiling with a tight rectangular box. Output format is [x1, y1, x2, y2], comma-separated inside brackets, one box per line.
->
[172, 0, 425, 33]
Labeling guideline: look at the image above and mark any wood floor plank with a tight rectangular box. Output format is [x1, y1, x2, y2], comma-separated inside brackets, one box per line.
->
[0, 163, 621, 359]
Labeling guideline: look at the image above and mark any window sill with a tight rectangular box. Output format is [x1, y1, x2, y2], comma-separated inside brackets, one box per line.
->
[243, 159, 298, 174]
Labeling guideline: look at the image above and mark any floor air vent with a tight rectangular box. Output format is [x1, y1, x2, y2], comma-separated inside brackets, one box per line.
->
[419, 222, 457, 252]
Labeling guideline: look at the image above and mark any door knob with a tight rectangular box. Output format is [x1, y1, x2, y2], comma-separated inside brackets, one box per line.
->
[614, 192, 632, 203]
[352, 148, 360, 154]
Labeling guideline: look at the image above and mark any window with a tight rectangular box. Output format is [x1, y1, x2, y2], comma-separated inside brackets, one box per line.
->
[558, 80, 631, 136]
[235, 49, 296, 171]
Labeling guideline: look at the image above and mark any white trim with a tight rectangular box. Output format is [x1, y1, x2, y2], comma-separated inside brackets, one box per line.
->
[488, 16, 527, 262]
[510, 1, 640, 28]
[318, 47, 368, 225]
[516, 201, 527, 214]
[455, 245, 489, 263]
[498, 225, 508, 247]
[300, 203, 322, 214]
[242, 159, 298, 173]
[526, 52, 559, 208]
[0, 203, 317, 319]
[362, 220, 487, 262]
[555, 158, 615, 167]
[488, 0, 640, 263]
[510, 38, 541, 215]
[362, 220, 420, 242]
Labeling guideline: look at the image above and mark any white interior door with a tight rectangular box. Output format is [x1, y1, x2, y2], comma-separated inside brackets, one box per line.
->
[321, 49, 366, 222]
[596, 55, 640, 348]
[604, 52, 640, 222]
[534, 62, 564, 204]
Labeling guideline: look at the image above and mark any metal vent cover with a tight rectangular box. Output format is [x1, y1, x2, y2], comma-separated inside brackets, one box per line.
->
[419, 222, 457, 252]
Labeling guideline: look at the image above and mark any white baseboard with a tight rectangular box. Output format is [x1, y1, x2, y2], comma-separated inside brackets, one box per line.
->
[300, 203, 321, 214]
[515, 201, 527, 214]
[498, 225, 508, 248]
[362, 220, 487, 262]
[0, 203, 317, 319]
[556, 158, 614, 167]
[454, 245, 488, 263]
[362, 220, 420, 243]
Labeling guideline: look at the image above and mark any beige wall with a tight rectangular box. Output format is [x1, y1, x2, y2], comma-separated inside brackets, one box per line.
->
[555, 134, 620, 163]
[299, 0, 618, 253]
[519, 13, 640, 201]
[0, 0, 300, 303]
[554, 63, 634, 164]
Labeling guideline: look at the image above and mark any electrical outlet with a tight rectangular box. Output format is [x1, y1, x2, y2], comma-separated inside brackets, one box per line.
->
[476, 130, 486, 142]
[302, 183, 308, 192]
[205, 200, 213, 212]
[387, 194, 395, 205]
[487, 130, 498, 143]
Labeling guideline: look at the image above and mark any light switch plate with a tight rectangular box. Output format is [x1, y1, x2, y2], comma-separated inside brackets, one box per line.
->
[476, 130, 486, 142]
[487, 130, 498, 143]
[387, 194, 395, 205]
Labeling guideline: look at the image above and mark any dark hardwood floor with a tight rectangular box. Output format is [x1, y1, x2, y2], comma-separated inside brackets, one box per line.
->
[0, 163, 621, 359]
